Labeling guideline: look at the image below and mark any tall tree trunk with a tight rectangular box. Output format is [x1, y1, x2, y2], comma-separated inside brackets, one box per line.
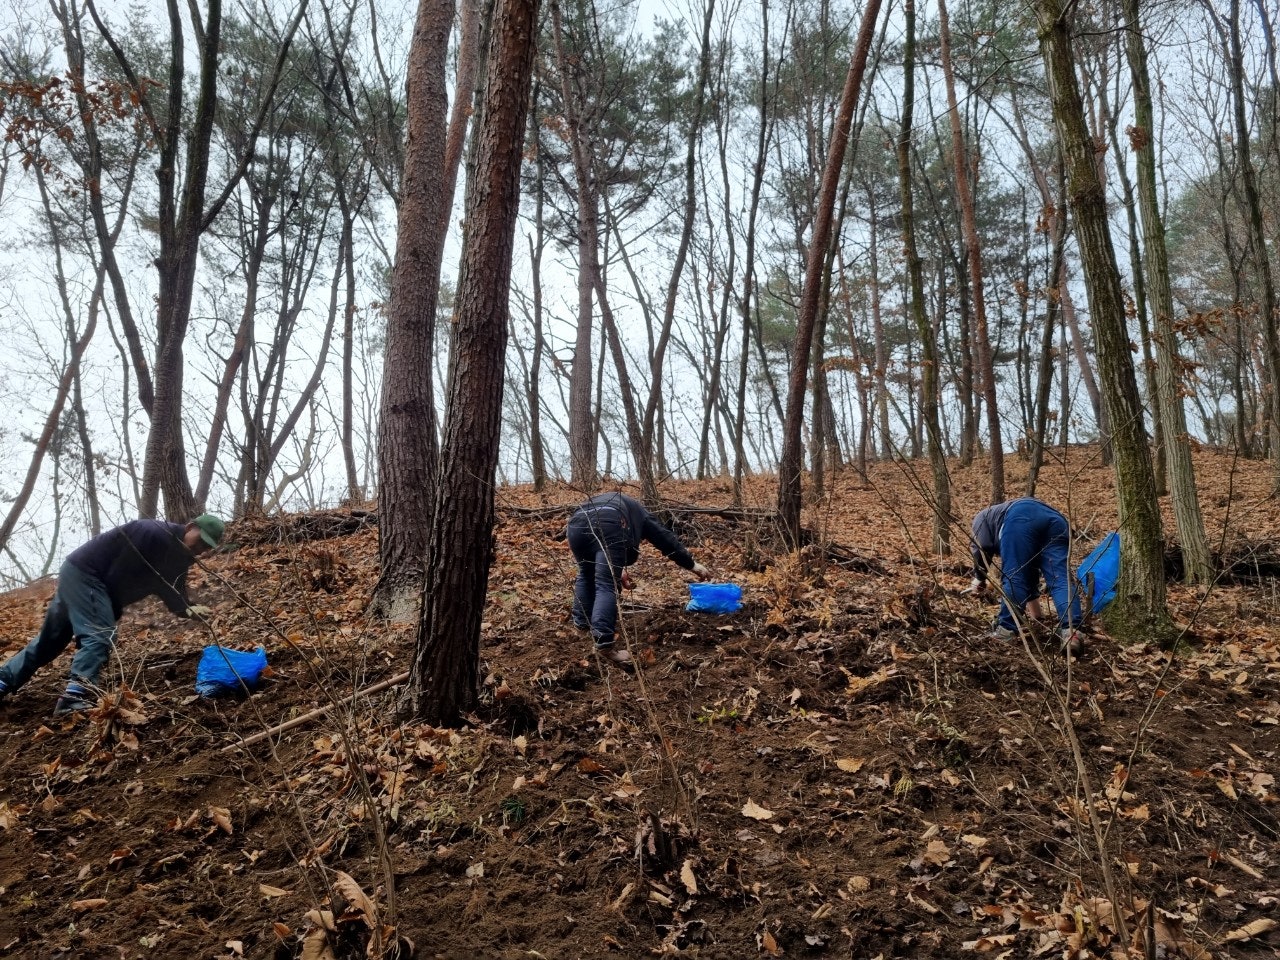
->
[732, 0, 773, 506]
[896, 0, 950, 554]
[937, 0, 1003, 503]
[639, 0, 716, 501]
[777, 0, 882, 547]
[1121, 0, 1213, 584]
[550, 0, 600, 490]
[403, 0, 538, 728]
[134, 0, 223, 520]
[1226, 0, 1280, 486]
[371, 0, 453, 620]
[1027, 162, 1067, 496]
[527, 88, 549, 492]
[1035, 0, 1172, 647]
[338, 180, 364, 501]
[868, 190, 891, 459]
[1106, 108, 1165, 487]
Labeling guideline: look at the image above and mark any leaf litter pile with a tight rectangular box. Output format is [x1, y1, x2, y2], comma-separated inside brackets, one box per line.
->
[0, 446, 1278, 960]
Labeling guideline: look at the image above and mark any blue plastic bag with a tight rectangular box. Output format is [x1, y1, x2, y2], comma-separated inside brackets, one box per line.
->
[1076, 532, 1119, 615]
[686, 582, 743, 614]
[195, 645, 268, 697]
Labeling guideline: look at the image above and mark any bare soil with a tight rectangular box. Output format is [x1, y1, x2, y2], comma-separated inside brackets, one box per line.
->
[1, 446, 1278, 960]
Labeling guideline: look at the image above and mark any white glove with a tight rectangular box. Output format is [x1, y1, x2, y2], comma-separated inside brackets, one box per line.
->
[186, 604, 213, 619]
[691, 562, 712, 581]
[962, 579, 985, 596]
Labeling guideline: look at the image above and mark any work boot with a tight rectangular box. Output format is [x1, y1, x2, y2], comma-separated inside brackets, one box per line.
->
[1059, 628, 1085, 658]
[596, 645, 633, 667]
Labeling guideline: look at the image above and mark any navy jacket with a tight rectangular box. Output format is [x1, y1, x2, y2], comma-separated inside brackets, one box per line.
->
[970, 499, 1025, 584]
[66, 520, 195, 617]
[574, 493, 695, 570]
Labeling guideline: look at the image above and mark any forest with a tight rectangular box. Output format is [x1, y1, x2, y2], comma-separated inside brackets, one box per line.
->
[0, 0, 1279, 956]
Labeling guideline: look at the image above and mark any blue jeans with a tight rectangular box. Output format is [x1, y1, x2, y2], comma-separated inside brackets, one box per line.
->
[0, 561, 118, 693]
[997, 500, 1082, 632]
[567, 508, 630, 647]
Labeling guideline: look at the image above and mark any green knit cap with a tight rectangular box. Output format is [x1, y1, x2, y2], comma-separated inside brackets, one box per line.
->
[193, 514, 225, 549]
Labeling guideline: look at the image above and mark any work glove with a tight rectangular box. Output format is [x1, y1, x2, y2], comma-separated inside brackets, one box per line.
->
[691, 561, 712, 581]
[961, 578, 985, 596]
[621, 571, 635, 591]
[185, 604, 213, 619]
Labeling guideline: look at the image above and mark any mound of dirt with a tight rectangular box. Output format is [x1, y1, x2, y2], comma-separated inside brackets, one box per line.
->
[1, 447, 1278, 959]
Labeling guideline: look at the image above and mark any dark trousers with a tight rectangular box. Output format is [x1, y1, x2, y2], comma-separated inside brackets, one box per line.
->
[996, 499, 1082, 632]
[0, 561, 118, 693]
[567, 509, 630, 648]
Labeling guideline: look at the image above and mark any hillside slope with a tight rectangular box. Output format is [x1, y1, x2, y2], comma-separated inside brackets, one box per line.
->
[0, 446, 1278, 959]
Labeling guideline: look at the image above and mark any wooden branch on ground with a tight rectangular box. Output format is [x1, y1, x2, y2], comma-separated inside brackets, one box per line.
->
[219, 671, 410, 753]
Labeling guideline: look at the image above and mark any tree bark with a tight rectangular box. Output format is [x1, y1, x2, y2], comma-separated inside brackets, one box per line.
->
[777, 0, 882, 547]
[403, 0, 539, 725]
[1035, 0, 1172, 644]
[937, 0, 1003, 503]
[550, 0, 601, 490]
[1121, 0, 1213, 584]
[896, 0, 950, 554]
[1226, 0, 1280, 486]
[371, 0, 453, 619]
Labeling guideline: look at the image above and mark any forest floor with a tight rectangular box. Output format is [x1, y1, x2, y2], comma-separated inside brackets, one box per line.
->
[0, 444, 1278, 960]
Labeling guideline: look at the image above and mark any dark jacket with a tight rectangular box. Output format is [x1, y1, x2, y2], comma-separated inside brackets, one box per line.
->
[574, 493, 695, 570]
[66, 520, 195, 617]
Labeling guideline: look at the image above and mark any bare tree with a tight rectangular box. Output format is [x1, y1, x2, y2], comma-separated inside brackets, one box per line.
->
[403, 0, 540, 725]
[1121, 0, 1213, 583]
[777, 0, 881, 547]
[371, 0, 454, 619]
[896, 0, 950, 554]
[1035, 0, 1173, 644]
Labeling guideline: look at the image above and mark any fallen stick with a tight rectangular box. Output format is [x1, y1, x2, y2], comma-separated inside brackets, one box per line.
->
[220, 671, 411, 753]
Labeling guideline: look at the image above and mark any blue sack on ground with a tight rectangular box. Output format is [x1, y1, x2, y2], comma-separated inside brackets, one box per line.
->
[195, 644, 268, 697]
[1077, 532, 1120, 615]
[687, 582, 743, 614]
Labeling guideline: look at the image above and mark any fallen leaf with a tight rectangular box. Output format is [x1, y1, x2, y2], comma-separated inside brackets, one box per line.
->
[300, 928, 336, 960]
[305, 910, 337, 932]
[922, 839, 951, 866]
[71, 898, 108, 911]
[680, 859, 698, 895]
[466, 862, 485, 879]
[225, 941, 244, 956]
[272, 922, 292, 940]
[259, 884, 290, 898]
[1224, 918, 1277, 942]
[209, 806, 233, 835]
[962, 933, 1017, 951]
[962, 834, 989, 849]
[0, 801, 28, 830]
[742, 799, 774, 820]
[332, 870, 377, 926]
[762, 929, 781, 956]
[577, 757, 607, 774]
[835, 758, 865, 773]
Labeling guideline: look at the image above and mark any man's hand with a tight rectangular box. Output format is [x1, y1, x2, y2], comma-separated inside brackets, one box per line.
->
[691, 561, 712, 581]
[621, 571, 635, 591]
[961, 578, 986, 596]
[185, 604, 213, 619]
